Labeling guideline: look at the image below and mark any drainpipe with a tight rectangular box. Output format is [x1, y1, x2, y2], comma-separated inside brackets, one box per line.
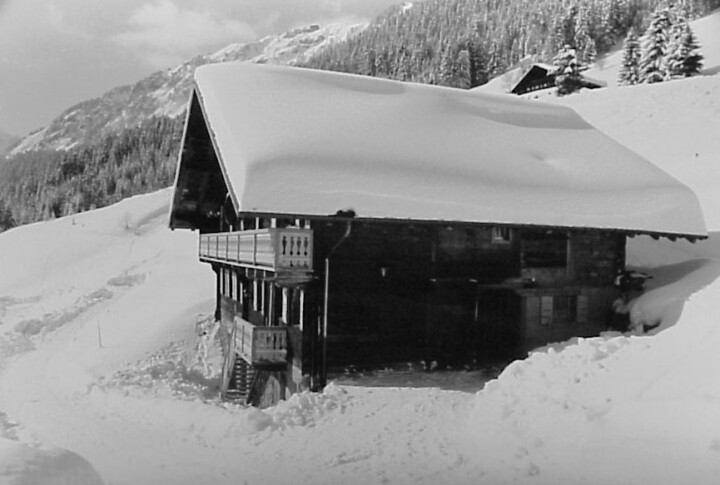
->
[319, 219, 353, 389]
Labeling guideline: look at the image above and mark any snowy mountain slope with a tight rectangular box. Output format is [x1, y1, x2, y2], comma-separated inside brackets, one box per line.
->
[9, 22, 366, 156]
[2, 22, 720, 485]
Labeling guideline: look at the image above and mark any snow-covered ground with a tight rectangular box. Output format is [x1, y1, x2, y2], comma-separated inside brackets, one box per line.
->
[2, 16, 720, 485]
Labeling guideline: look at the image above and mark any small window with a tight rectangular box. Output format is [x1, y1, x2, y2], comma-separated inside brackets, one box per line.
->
[553, 294, 577, 323]
[492, 227, 512, 244]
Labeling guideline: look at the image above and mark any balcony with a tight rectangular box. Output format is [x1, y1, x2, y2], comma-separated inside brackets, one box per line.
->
[199, 228, 313, 272]
[235, 317, 288, 366]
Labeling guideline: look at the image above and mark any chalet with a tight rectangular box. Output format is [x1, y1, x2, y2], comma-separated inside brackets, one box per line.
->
[511, 63, 606, 95]
[169, 63, 706, 407]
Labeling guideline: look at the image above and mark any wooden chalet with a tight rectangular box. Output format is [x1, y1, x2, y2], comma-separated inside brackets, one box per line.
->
[169, 63, 706, 407]
[511, 63, 606, 95]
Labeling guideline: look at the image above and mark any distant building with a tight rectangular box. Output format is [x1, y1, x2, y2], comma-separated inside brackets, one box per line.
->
[511, 63, 607, 95]
[169, 63, 705, 407]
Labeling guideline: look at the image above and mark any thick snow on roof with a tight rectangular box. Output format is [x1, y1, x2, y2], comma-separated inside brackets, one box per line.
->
[192, 62, 705, 236]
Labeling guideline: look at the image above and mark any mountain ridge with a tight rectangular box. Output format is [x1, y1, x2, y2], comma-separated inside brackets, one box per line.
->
[9, 22, 367, 156]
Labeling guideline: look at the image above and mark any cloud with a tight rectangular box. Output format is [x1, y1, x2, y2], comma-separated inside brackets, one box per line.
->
[113, 0, 258, 68]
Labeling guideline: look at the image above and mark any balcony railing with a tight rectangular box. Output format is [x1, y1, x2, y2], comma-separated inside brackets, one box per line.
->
[199, 228, 313, 272]
[235, 317, 287, 366]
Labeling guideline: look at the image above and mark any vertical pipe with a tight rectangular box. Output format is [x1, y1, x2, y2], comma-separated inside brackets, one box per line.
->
[320, 220, 353, 389]
[321, 257, 330, 388]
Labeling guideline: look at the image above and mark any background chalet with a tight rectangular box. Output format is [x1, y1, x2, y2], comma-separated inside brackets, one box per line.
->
[169, 63, 706, 407]
[510, 63, 607, 95]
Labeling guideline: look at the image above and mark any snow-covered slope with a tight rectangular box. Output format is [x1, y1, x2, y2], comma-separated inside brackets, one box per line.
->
[1, 16, 720, 485]
[584, 9, 720, 87]
[9, 22, 366, 156]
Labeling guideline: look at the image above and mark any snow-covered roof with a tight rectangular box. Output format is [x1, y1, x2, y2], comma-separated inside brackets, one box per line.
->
[535, 62, 556, 72]
[170, 62, 706, 237]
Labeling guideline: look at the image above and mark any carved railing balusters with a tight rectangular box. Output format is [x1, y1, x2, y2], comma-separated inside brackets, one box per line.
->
[199, 228, 313, 271]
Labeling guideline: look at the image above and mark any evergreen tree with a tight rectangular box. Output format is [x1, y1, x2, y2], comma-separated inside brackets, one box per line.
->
[618, 28, 641, 85]
[583, 37, 598, 64]
[464, 38, 488, 87]
[0, 199, 15, 232]
[638, 7, 672, 83]
[665, 20, 704, 78]
[456, 49, 472, 89]
[553, 44, 585, 96]
[439, 46, 456, 87]
[574, 7, 592, 61]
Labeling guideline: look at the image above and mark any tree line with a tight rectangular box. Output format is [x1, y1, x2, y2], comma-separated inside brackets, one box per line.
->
[300, 0, 717, 89]
[0, 116, 183, 229]
[618, 2, 705, 85]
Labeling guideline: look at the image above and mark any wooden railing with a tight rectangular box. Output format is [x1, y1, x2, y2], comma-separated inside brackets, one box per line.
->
[199, 228, 313, 271]
[235, 317, 288, 366]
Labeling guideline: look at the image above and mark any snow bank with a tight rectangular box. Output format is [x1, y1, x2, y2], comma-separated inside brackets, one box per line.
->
[246, 383, 350, 432]
[0, 439, 104, 485]
[468, 258, 720, 483]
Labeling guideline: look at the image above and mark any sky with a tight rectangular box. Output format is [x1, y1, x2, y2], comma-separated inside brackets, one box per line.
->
[0, 0, 401, 137]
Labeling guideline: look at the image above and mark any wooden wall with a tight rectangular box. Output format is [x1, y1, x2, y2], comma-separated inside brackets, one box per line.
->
[310, 221, 625, 367]
[213, 220, 627, 383]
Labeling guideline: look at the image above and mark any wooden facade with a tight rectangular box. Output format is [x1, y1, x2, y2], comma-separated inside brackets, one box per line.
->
[206, 217, 624, 406]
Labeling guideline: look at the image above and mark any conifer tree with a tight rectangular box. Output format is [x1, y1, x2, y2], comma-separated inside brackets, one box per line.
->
[665, 20, 704, 78]
[639, 7, 672, 83]
[0, 199, 15, 232]
[583, 37, 598, 64]
[618, 28, 641, 85]
[456, 49, 472, 89]
[553, 44, 585, 96]
[439, 47, 455, 87]
[574, 8, 592, 61]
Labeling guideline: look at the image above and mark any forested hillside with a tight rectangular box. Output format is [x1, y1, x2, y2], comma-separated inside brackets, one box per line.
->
[0, 117, 182, 228]
[301, 0, 719, 87]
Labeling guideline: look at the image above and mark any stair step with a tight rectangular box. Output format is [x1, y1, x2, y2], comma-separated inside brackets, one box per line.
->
[224, 354, 256, 404]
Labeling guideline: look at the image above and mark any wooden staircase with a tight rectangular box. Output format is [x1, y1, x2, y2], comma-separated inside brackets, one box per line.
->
[223, 353, 257, 405]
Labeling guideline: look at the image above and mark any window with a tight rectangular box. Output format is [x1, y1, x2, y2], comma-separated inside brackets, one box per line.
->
[491, 227, 512, 244]
[553, 294, 577, 323]
[540, 294, 584, 325]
